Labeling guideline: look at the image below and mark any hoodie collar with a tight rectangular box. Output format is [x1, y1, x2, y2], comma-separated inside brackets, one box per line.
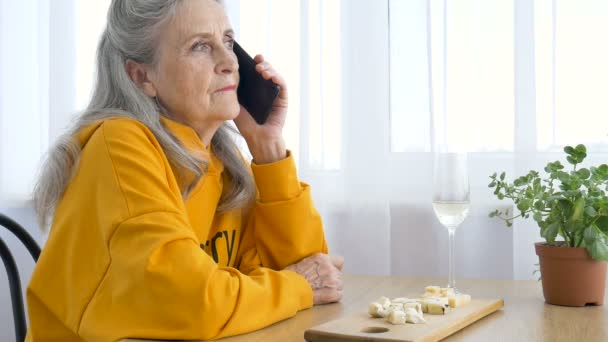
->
[159, 115, 210, 152]
[159, 115, 224, 176]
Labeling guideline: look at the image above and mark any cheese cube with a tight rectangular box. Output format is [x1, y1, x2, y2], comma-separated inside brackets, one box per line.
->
[388, 302, 404, 312]
[386, 310, 406, 325]
[403, 302, 423, 316]
[427, 301, 450, 315]
[404, 308, 427, 324]
[448, 294, 472, 308]
[391, 297, 411, 303]
[424, 286, 441, 295]
[369, 302, 389, 318]
[440, 287, 455, 297]
[376, 296, 391, 309]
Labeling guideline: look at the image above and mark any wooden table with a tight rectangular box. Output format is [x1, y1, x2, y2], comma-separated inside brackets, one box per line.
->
[124, 274, 608, 342]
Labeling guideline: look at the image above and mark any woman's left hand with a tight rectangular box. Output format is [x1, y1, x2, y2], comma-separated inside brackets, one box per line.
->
[234, 55, 288, 164]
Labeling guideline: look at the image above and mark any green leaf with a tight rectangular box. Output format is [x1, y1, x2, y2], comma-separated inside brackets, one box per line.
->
[585, 206, 598, 217]
[500, 172, 505, 181]
[542, 222, 559, 243]
[558, 199, 572, 216]
[596, 216, 608, 234]
[533, 178, 541, 191]
[533, 212, 543, 222]
[570, 179, 582, 190]
[564, 146, 575, 154]
[534, 200, 545, 211]
[517, 199, 532, 212]
[577, 168, 591, 180]
[589, 238, 608, 262]
[575, 144, 587, 154]
[525, 189, 535, 199]
[598, 165, 608, 178]
[565, 221, 584, 234]
[557, 171, 570, 183]
[488, 181, 497, 187]
[571, 197, 585, 222]
[584, 226, 598, 246]
[566, 156, 577, 165]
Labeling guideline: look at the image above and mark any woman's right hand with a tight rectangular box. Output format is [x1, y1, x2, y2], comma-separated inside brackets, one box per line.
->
[284, 253, 344, 305]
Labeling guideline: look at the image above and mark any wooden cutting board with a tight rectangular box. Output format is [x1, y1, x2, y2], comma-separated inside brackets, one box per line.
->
[304, 298, 504, 342]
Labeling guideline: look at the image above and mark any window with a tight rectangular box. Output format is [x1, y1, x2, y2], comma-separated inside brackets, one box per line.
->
[535, 0, 608, 151]
[75, 0, 111, 111]
[390, 0, 514, 153]
[0, 1, 48, 204]
[233, 0, 342, 170]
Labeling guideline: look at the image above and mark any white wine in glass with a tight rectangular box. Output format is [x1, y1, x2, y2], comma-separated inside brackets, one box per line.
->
[432, 152, 470, 292]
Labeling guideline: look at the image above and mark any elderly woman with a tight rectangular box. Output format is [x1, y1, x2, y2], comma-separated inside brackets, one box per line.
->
[25, 0, 343, 341]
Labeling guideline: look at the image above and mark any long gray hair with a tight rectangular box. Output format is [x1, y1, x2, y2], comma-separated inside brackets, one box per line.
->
[33, 0, 256, 230]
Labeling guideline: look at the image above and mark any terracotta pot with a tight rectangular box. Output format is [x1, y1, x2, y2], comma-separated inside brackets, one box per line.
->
[535, 242, 607, 307]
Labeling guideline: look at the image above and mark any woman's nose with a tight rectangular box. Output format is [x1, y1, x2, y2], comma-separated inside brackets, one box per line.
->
[216, 47, 238, 75]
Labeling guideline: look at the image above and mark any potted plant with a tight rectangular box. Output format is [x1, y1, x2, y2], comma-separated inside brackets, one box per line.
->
[488, 144, 608, 307]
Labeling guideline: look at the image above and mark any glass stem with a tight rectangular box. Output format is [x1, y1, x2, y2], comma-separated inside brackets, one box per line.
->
[448, 228, 456, 289]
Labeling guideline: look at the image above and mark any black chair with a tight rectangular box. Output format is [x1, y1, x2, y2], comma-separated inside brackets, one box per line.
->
[0, 213, 41, 342]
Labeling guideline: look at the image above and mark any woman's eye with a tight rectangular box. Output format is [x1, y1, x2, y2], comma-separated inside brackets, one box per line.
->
[192, 41, 210, 51]
[225, 39, 235, 50]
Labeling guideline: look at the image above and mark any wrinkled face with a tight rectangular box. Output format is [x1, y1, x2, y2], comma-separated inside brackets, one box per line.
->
[150, 0, 239, 132]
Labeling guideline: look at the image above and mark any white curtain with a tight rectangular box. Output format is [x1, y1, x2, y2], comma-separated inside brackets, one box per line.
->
[0, 0, 80, 206]
[386, 0, 608, 281]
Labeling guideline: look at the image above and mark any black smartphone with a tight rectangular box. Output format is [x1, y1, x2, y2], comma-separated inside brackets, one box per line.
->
[233, 41, 280, 125]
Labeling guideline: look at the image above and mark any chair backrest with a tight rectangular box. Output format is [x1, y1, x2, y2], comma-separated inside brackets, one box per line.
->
[0, 213, 41, 342]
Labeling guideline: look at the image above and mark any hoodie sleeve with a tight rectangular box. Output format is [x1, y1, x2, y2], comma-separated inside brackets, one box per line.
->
[235, 151, 329, 275]
[77, 120, 314, 341]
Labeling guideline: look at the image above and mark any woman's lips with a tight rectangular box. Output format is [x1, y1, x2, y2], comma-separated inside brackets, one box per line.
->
[216, 85, 237, 93]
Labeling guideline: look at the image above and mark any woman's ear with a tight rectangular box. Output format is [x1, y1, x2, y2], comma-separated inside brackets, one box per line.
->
[125, 59, 157, 97]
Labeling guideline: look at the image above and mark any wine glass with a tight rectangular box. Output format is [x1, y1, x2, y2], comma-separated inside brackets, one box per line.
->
[432, 152, 470, 292]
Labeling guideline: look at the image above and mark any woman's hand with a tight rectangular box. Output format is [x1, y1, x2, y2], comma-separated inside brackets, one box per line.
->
[284, 253, 345, 305]
[233, 55, 288, 164]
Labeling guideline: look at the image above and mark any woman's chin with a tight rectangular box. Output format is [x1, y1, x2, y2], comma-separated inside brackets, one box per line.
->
[227, 102, 241, 119]
[215, 102, 241, 121]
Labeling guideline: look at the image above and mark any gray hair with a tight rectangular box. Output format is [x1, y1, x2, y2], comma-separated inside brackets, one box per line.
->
[33, 0, 255, 230]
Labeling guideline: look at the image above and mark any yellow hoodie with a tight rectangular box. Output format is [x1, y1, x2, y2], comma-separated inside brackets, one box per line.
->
[26, 116, 328, 341]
